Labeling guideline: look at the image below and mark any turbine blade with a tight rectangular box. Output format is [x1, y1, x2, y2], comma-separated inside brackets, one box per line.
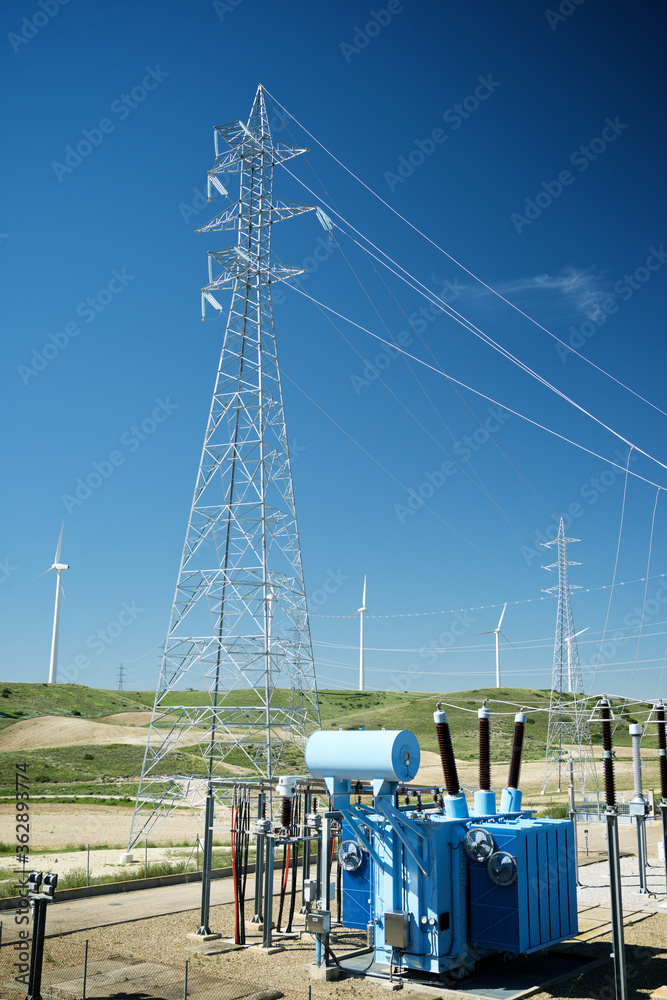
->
[54, 521, 64, 564]
[471, 630, 495, 636]
[338, 611, 360, 622]
[362, 575, 367, 607]
[367, 609, 390, 631]
[499, 631, 516, 652]
[35, 566, 54, 580]
[497, 603, 507, 629]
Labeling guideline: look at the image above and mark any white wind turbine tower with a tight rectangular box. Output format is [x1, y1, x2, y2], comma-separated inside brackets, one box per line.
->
[473, 603, 513, 689]
[39, 524, 69, 684]
[341, 576, 371, 691]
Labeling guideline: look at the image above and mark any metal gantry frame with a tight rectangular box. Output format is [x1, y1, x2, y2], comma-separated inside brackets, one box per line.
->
[541, 518, 599, 798]
[128, 86, 321, 849]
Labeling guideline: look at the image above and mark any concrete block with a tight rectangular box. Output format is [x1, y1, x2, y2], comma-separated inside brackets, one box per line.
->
[305, 963, 341, 981]
[186, 931, 222, 942]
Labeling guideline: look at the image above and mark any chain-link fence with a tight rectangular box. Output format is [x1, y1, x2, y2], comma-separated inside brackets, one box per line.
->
[0, 931, 282, 1000]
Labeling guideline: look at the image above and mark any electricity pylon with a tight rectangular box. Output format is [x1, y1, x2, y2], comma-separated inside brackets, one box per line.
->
[128, 86, 321, 847]
[541, 518, 598, 798]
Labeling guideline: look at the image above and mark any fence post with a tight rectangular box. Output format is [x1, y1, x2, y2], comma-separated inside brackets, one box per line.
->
[83, 939, 88, 1000]
[86, 845, 90, 886]
[184, 958, 189, 1000]
[145, 839, 148, 879]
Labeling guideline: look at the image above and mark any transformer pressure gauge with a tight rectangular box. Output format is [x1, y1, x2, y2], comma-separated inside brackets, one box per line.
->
[487, 850, 518, 886]
[338, 839, 364, 872]
[463, 827, 495, 862]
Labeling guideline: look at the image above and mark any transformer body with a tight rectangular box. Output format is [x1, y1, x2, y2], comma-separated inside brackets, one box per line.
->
[309, 728, 578, 979]
[362, 810, 576, 975]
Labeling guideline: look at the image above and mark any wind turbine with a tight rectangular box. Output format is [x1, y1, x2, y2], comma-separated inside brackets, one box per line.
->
[473, 603, 514, 689]
[564, 627, 589, 693]
[38, 524, 69, 684]
[340, 576, 370, 692]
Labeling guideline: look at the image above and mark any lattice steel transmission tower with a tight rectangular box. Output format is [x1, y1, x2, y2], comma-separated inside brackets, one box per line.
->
[541, 518, 599, 796]
[128, 86, 321, 847]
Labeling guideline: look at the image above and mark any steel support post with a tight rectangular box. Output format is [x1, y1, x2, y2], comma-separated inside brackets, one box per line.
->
[26, 898, 48, 1000]
[316, 813, 333, 967]
[629, 723, 648, 892]
[568, 757, 581, 886]
[607, 809, 628, 1000]
[661, 801, 667, 896]
[635, 813, 648, 893]
[197, 787, 215, 935]
[262, 836, 275, 949]
[302, 792, 312, 885]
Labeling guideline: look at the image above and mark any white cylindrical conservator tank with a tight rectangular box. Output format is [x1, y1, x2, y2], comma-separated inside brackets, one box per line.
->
[305, 729, 420, 783]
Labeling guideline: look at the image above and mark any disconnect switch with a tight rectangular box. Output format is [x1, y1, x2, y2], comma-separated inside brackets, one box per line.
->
[384, 910, 410, 950]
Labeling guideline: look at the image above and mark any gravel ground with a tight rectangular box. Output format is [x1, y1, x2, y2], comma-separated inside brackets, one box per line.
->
[3, 895, 667, 1000]
[577, 853, 667, 912]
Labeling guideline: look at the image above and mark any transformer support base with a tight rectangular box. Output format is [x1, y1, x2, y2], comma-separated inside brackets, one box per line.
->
[306, 962, 341, 981]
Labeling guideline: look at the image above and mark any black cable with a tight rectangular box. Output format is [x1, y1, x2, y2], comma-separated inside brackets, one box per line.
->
[286, 794, 300, 933]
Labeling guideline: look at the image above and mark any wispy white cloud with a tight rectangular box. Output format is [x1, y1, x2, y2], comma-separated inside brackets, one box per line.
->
[431, 266, 611, 318]
[496, 267, 608, 314]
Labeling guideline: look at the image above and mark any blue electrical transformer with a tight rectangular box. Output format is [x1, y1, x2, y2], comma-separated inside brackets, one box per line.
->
[307, 719, 579, 980]
[340, 820, 373, 931]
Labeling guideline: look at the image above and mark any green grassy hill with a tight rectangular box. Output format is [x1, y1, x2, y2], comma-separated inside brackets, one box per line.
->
[0, 682, 650, 798]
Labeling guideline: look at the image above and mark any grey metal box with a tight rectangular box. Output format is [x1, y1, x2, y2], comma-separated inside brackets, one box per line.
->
[306, 910, 331, 934]
[384, 910, 410, 949]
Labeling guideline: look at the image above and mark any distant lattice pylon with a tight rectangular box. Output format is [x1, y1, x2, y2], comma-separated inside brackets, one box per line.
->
[541, 517, 599, 798]
[128, 86, 321, 848]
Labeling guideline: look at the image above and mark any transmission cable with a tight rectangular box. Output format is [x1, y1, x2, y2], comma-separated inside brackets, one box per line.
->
[263, 86, 667, 424]
[286, 284, 664, 492]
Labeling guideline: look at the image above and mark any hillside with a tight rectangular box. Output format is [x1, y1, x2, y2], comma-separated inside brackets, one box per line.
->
[0, 682, 652, 798]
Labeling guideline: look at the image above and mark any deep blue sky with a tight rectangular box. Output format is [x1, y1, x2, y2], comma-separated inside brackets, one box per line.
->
[3, 0, 667, 701]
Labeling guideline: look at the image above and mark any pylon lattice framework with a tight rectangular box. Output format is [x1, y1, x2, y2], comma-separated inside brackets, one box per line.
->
[542, 517, 599, 796]
[128, 87, 321, 848]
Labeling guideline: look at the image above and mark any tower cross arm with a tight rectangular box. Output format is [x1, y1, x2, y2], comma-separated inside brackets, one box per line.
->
[271, 199, 316, 223]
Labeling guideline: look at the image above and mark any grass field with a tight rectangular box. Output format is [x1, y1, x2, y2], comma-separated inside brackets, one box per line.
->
[0, 681, 651, 798]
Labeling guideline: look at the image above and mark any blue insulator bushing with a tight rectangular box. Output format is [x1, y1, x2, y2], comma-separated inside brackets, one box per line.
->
[444, 792, 469, 819]
[474, 789, 496, 815]
[305, 729, 420, 782]
[500, 787, 522, 813]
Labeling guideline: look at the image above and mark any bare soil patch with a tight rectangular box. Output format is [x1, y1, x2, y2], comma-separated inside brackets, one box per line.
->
[98, 711, 155, 726]
[0, 716, 151, 751]
[0, 714, 206, 751]
[0, 802, 203, 849]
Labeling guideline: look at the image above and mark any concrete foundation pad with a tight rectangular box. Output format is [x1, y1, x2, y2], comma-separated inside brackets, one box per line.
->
[186, 940, 243, 955]
[186, 931, 222, 942]
[306, 962, 341, 981]
[254, 944, 286, 954]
